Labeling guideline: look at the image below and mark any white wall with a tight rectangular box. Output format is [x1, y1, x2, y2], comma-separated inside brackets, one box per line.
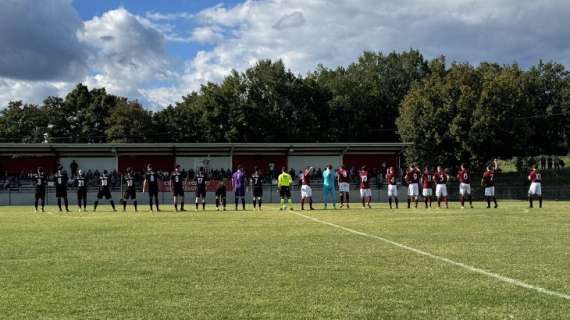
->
[176, 157, 232, 171]
[59, 157, 117, 173]
[287, 155, 341, 172]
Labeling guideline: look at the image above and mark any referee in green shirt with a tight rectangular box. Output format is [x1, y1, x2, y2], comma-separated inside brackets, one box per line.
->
[278, 167, 294, 211]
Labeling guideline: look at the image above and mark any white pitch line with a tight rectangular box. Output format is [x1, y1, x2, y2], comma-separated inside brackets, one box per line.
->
[291, 211, 570, 301]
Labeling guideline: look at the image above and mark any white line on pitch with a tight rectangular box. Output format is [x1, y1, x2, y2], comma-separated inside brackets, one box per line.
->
[291, 211, 570, 301]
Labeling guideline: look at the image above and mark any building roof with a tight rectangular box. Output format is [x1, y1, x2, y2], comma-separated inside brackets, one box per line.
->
[0, 143, 409, 157]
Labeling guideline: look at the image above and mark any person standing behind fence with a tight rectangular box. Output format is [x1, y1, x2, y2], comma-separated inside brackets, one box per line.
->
[322, 165, 336, 209]
[232, 166, 246, 211]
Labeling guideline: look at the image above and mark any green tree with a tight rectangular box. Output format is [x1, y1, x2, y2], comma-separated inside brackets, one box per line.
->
[105, 100, 153, 143]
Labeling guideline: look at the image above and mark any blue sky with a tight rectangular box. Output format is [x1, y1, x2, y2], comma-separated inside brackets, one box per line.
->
[1, 0, 570, 109]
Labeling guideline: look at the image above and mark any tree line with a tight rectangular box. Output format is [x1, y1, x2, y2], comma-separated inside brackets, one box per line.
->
[1, 50, 569, 170]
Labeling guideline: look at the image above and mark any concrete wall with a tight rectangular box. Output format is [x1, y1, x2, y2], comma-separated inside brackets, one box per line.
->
[176, 157, 232, 171]
[4, 184, 569, 207]
[287, 156, 341, 172]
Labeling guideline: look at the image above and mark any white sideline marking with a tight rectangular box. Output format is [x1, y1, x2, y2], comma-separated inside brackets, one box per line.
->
[291, 211, 570, 300]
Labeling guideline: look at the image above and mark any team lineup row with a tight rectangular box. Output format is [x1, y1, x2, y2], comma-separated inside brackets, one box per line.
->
[28, 163, 544, 212]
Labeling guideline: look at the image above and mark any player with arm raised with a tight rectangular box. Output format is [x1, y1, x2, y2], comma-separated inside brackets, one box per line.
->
[528, 165, 542, 208]
[386, 166, 399, 209]
[122, 167, 138, 212]
[337, 165, 350, 208]
[421, 166, 434, 208]
[481, 166, 498, 208]
[405, 164, 420, 209]
[76, 169, 87, 212]
[171, 165, 185, 212]
[54, 166, 70, 212]
[359, 165, 372, 209]
[195, 167, 208, 211]
[278, 167, 294, 211]
[251, 167, 264, 211]
[144, 164, 160, 212]
[300, 166, 315, 210]
[33, 166, 47, 212]
[232, 166, 246, 211]
[94, 170, 117, 212]
[457, 164, 473, 209]
[434, 166, 449, 208]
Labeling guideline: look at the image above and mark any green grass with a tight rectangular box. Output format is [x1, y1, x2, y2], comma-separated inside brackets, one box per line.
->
[1, 201, 569, 319]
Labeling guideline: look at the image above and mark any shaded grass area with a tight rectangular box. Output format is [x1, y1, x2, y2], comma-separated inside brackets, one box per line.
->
[0, 202, 569, 319]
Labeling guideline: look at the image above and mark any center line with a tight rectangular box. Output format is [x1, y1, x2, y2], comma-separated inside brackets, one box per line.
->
[291, 211, 570, 301]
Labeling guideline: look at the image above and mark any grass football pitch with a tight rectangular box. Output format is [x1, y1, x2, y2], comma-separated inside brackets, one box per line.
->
[0, 201, 569, 319]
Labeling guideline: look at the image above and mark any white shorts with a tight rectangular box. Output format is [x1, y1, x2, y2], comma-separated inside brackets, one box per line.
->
[360, 188, 372, 198]
[528, 182, 541, 196]
[339, 182, 350, 193]
[459, 183, 471, 196]
[301, 185, 312, 198]
[422, 188, 433, 197]
[484, 187, 495, 197]
[435, 184, 448, 198]
[388, 185, 398, 197]
[408, 183, 419, 197]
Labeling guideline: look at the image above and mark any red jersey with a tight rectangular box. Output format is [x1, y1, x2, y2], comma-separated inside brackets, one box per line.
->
[434, 171, 448, 184]
[338, 169, 350, 183]
[386, 172, 397, 185]
[529, 170, 541, 183]
[302, 170, 311, 186]
[405, 169, 420, 184]
[482, 171, 495, 187]
[422, 171, 433, 189]
[457, 169, 471, 184]
[359, 170, 370, 189]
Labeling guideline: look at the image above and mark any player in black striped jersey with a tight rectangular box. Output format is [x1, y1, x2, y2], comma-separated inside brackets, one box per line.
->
[122, 167, 137, 212]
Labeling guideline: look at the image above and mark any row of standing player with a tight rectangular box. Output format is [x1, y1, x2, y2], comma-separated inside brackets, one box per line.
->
[29, 162, 544, 212]
[30, 164, 261, 213]
[288, 163, 543, 211]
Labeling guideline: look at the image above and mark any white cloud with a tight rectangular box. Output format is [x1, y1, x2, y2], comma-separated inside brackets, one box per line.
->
[77, 8, 174, 107]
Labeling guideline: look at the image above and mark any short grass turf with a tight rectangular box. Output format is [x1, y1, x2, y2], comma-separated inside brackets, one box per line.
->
[0, 201, 569, 319]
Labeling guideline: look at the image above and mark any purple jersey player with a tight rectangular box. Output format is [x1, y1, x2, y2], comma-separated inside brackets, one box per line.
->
[232, 166, 247, 211]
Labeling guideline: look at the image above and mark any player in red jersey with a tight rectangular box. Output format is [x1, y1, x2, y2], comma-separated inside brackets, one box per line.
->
[421, 166, 434, 208]
[481, 166, 498, 208]
[434, 166, 449, 208]
[405, 164, 420, 208]
[359, 165, 372, 209]
[300, 166, 314, 210]
[528, 165, 542, 208]
[457, 164, 473, 209]
[337, 165, 351, 208]
[386, 166, 398, 209]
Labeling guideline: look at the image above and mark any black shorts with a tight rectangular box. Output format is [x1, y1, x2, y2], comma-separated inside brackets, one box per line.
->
[173, 185, 184, 197]
[148, 185, 159, 197]
[253, 187, 263, 198]
[97, 187, 112, 200]
[56, 187, 67, 198]
[279, 186, 291, 198]
[35, 188, 46, 199]
[196, 187, 206, 198]
[77, 187, 87, 200]
[124, 187, 137, 200]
